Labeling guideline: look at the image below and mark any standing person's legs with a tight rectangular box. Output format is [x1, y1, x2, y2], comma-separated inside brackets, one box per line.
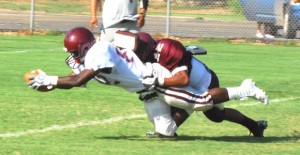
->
[256, 22, 264, 38]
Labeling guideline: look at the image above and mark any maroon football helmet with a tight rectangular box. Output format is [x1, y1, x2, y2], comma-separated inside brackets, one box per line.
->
[64, 27, 96, 69]
[136, 32, 157, 63]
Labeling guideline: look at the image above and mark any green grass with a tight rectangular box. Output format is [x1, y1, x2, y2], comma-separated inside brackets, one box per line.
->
[0, 34, 300, 155]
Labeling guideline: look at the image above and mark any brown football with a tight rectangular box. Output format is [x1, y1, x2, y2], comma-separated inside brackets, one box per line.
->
[24, 70, 54, 92]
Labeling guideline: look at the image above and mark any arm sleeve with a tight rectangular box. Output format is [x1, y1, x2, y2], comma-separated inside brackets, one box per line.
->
[140, 0, 148, 9]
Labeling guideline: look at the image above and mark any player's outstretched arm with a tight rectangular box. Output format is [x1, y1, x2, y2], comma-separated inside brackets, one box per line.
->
[27, 69, 99, 90]
[55, 69, 97, 89]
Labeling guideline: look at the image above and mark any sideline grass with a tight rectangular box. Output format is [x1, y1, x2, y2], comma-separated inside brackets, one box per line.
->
[0, 34, 299, 155]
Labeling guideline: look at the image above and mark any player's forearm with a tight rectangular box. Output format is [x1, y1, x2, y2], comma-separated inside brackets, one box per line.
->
[163, 76, 189, 87]
[140, 8, 147, 14]
[56, 76, 83, 89]
[139, 0, 148, 14]
[90, 0, 98, 18]
[160, 70, 189, 87]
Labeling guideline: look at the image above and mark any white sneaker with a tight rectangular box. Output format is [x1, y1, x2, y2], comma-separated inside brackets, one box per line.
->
[240, 79, 269, 105]
[256, 33, 264, 38]
[265, 34, 274, 39]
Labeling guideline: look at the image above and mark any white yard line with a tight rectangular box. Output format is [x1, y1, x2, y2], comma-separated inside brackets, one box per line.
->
[0, 50, 29, 53]
[0, 114, 146, 138]
[0, 49, 62, 54]
[0, 97, 299, 138]
[229, 96, 300, 108]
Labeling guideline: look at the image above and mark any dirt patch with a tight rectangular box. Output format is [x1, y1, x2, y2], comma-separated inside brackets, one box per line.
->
[152, 33, 199, 43]
[229, 39, 270, 46]
[229, 38, 300, 46]
[0, 29, 50, 36]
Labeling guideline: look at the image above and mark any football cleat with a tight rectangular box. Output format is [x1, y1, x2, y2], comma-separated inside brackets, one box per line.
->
[240, 79, 269, 105]
[249, 120, 268, 137]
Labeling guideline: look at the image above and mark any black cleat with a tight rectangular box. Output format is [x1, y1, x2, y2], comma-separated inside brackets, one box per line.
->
[250, 120, 268, 137]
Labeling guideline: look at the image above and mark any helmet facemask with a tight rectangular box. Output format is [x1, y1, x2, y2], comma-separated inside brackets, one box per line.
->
[64, 45, 91, 69]
[65, 51, 81, 69]
[63, 27, 96, 69]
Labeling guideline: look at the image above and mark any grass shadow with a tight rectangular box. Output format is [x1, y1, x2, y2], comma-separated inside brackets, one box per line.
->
[177, 135, 300, 143]
[95, 135, 300, 143]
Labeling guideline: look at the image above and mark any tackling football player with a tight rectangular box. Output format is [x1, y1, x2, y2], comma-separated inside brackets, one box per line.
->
[27, 27, 268, 138]
[131, 31, 269, 137]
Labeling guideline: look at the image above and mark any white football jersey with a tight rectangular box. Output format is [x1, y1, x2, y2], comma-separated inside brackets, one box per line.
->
[84, 41, 151, 92]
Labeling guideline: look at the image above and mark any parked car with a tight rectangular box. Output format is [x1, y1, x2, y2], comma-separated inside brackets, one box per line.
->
[240, 0, 300, 39]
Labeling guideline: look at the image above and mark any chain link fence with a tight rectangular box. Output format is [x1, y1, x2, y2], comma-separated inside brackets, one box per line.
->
[0, 0, 299, 39]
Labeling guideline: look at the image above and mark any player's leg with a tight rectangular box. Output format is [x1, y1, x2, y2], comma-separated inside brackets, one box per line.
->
[202, 69, 224, 122]
[171, 106, 191, 127]
[203, 70, 268, 137]
[143, 98, 177, 137]
[156, 78, 268, 112]
[149, 63, 268, 136]
[204, 106, 267, 137]
[208, 78, 269, 105]
[144, 63, 194, 133]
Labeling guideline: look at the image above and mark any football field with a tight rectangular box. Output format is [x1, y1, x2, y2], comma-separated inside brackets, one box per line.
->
[0, 34, 299, 155]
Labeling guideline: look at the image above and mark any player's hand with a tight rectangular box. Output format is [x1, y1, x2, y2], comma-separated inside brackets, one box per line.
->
[28, 74, 58, 90]
[137, 15, 145, 28]
[142, 76, 158, 90]
[89, 17, 98, 31]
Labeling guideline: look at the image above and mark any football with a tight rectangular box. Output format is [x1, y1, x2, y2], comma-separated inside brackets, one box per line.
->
[24, 70, 54, 92]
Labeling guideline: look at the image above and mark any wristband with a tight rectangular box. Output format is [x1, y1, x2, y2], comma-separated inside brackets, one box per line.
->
[157, 77, 164, 86]
[49, 76, 59, 85]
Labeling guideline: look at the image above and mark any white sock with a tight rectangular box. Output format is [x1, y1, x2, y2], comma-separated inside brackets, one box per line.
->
[226, 87, 245, 100]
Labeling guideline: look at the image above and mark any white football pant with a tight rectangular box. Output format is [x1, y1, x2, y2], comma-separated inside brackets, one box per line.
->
[143, 99, 177, 136]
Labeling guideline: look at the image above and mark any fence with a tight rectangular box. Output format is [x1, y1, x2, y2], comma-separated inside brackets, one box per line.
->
[0, 0, 299, 39]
